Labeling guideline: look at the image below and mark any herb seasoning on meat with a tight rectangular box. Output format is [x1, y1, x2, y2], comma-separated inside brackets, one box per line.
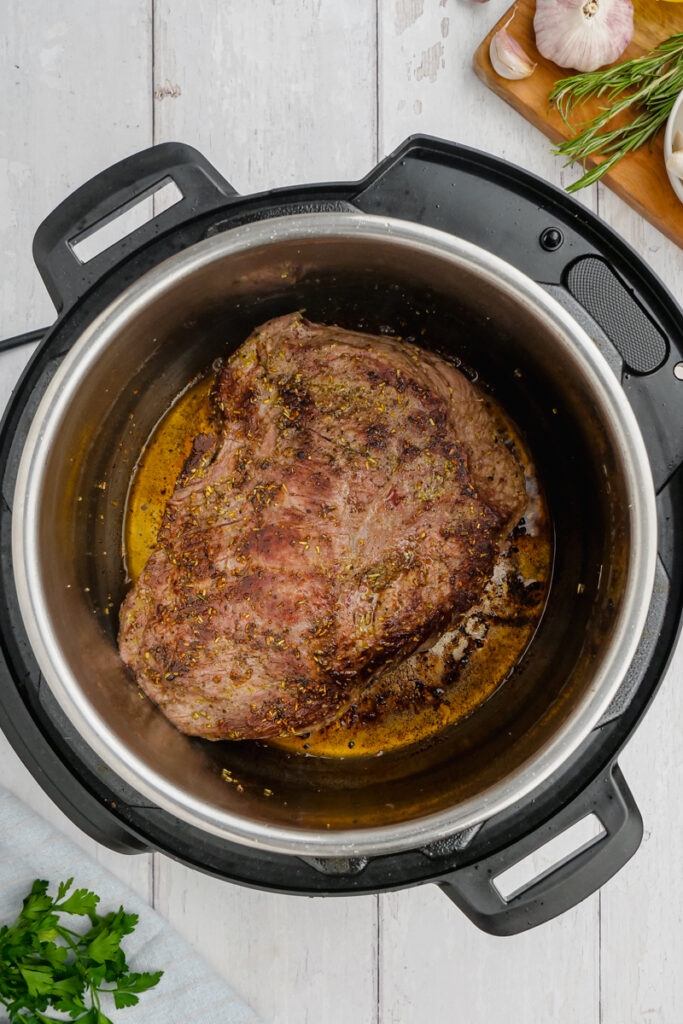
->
[119, 313, 539, 743]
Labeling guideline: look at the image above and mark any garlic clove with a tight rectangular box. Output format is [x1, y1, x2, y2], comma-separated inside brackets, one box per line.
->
[490, 14, 537, 80]
[666, 151, 683, 181]
[534, 0, 634, 73]
[672, 129, 683, 153]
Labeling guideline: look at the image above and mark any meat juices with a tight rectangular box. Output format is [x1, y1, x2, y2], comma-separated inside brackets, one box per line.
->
[118, 313, 526, 740]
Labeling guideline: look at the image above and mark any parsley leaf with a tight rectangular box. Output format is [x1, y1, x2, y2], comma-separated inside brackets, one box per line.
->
[18, 966, 54, 998]
[0, 878, 163, 1023]
[115, 970, 163, 993]
[112, 990, 139, 1010]
[21, 880, 53, 921]
[56, 887, 100, 919]
[87, 929, 125, 966]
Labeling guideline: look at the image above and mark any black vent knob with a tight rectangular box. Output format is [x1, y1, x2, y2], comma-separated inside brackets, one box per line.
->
[539, 227, 564, 251]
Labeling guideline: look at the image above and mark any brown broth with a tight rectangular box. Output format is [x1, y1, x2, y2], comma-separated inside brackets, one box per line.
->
[124, 375, 216, 583]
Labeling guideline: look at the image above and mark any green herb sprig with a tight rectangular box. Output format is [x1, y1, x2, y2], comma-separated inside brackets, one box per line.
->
[549, 32, 683, 192]
[0, 878, 163, 1023]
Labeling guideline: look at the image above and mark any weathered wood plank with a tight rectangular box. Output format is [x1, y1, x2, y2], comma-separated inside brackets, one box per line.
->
[154, 860, 378, 1024]
[153, 0, 378, 192]
[378, 885, 599, 1024]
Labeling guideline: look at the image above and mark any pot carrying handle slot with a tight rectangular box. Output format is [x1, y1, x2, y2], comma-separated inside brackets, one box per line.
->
[32, 142, 238, 313]
[438, 763, 642, 935]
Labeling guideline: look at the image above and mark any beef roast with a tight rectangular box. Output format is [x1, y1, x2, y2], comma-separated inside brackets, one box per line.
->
[118, 313, 526, 739]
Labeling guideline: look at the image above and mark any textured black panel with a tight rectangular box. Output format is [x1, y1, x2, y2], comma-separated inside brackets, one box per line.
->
[566, 257, 667, 373]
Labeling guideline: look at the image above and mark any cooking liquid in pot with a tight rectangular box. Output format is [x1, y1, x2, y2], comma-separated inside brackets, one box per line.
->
[124, 365, 551, 758]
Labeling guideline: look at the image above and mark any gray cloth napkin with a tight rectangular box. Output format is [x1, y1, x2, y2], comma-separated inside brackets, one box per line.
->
[0, 785, 264, 1023]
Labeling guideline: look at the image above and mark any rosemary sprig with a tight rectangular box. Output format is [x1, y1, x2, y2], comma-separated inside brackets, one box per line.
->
[549, 32, 683, 192]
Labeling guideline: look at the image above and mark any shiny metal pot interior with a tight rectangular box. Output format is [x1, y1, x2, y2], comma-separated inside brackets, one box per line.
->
[12, 214, 657, 856]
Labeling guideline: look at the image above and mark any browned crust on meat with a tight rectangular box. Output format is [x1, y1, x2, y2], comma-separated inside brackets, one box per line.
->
[118, 313, 526, 739]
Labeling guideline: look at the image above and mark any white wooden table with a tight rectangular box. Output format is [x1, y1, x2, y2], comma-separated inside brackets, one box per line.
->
[2, 3, 683, 1022]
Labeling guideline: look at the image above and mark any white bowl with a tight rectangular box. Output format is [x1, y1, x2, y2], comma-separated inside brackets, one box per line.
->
[664, 87, 683, 205]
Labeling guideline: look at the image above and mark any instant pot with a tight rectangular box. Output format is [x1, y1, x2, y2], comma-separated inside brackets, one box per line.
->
[1, 137, 682, 935]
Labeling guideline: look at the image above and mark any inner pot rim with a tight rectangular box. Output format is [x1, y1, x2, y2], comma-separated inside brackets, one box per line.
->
[11, 212, 658, 857]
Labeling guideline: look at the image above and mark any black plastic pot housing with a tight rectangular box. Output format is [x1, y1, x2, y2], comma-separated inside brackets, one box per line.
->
[1, 138, 682, 936]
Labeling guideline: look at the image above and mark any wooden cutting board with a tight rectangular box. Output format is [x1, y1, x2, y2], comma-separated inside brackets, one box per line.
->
[474, 0, 683, 247]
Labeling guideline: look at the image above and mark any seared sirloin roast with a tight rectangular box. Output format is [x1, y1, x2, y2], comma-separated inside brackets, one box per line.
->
[119, 313, 526, 739]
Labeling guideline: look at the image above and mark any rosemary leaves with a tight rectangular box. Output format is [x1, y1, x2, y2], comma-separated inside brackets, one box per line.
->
[549, 31, 683, 191]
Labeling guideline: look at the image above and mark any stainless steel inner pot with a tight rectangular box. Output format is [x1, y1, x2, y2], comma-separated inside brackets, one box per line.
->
[12, 213, 657, 856]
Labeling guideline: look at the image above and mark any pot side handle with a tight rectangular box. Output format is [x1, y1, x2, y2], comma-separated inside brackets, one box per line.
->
[438, 763, 642, 936]
[33, 142, 238, 313]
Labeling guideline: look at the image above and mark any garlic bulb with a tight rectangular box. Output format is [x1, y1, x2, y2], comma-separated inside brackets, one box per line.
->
[673, 130, 683, 152]
[534, 0, 634, 73]
[490, 14, 537, 80]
